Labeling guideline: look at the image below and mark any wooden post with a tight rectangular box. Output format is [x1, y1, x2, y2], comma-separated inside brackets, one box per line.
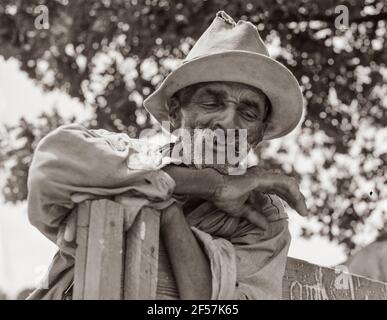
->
[74, 199, 160, 300]
[123, 207, 160, 299]
[73, 201, 91, 300]
[74, 200, 125, 300]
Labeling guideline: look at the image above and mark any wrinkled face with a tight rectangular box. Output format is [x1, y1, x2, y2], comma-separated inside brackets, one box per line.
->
[168, 81, 270, 149]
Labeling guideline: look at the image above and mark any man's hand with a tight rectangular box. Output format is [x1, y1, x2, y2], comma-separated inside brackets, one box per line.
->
[210, 190, 270, 230]
[213, 166, 308, 218]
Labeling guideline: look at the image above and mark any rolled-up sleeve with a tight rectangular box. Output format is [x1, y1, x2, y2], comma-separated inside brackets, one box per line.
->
[191, 227, 237, 299]
[233, 218, 291, 300]
[190, 194, 291, 300]
[232, 193, 291, 300]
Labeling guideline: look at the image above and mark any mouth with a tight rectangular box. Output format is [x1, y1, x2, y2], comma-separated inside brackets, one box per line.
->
[191, 127, 243, 156]
[210, 136, 240, 156]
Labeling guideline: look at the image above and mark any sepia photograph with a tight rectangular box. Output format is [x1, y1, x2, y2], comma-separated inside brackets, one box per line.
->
[0, 0, 386, 308]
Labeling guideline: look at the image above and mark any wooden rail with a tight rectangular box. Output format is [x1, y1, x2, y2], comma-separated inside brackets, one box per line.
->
[283, 258, 387, 300]
[73, 199, 387, 300]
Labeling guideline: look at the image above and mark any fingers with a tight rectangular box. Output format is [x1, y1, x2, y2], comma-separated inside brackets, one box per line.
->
[292, 189, 308, 217]
[241, 204, 268, 230]
[64, 212, 77, 242]
[248, 169, 309, 217]
[281, 178, 308, 216]
[271, 178, 309, 217]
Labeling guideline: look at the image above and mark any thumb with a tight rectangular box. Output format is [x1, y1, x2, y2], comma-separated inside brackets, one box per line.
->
[64, 212, 77, 243]
[241, 204, 269, 230]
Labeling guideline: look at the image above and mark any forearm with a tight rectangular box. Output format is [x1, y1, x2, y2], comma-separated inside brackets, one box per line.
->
[162, 165, 222, 199]
[160, 203, 212, 299]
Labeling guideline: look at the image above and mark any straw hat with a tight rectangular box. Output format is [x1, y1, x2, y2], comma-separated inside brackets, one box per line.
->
[143, 11, 304, 139]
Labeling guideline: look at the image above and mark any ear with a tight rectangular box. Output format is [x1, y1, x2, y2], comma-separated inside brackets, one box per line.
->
[168, 96, 182, 129]
[262, 121, 269, 136]
[251, 121, 268, 150]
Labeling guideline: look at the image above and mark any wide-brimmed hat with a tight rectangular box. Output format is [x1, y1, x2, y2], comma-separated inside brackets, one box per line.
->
[143, 11, 304, 140]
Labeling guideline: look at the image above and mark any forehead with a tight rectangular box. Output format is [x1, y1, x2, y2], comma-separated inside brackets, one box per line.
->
[192, 82, 267, 102]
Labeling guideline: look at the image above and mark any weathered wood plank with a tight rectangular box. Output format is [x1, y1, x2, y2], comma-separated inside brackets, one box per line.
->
[83, 200, 125, 300]
[74, 199, 387, 300]
[123, 207, 160, 300]
[73, 201, 91, 300]
[283, 257, 387, 300]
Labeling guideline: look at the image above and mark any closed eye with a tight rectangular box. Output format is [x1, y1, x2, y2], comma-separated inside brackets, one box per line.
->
[240, 109, 258, 121]
[200, 101, 219, 109]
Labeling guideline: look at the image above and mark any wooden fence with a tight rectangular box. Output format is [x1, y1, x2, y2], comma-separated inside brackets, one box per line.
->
[73, 199, 387, 300]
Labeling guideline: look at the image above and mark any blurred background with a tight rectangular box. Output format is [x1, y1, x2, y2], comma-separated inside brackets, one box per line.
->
[0, 0, 386, 299]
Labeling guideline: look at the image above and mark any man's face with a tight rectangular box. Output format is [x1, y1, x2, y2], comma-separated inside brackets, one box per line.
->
[170, 82, 269, 149]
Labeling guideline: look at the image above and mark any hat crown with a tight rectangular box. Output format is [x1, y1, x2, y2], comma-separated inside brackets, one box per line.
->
[185, 11, 269, 62]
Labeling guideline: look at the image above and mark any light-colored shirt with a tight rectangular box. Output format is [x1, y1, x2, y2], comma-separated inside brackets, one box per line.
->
[26, 124, 291, 300]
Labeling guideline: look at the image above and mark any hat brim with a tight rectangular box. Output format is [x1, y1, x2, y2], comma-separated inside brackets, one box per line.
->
[143, 51, 304, 140]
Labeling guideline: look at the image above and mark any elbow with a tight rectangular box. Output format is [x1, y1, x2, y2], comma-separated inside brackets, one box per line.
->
[27, 156, 47, 197]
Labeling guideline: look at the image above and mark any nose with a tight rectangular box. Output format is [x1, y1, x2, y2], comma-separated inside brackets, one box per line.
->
[211, 103, 239, 130]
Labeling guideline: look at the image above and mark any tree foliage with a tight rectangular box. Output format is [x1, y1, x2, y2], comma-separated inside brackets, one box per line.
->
[0, 0, 386, 252]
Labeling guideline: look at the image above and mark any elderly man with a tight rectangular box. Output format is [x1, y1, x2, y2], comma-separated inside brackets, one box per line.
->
[27, 11, 307, 300]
